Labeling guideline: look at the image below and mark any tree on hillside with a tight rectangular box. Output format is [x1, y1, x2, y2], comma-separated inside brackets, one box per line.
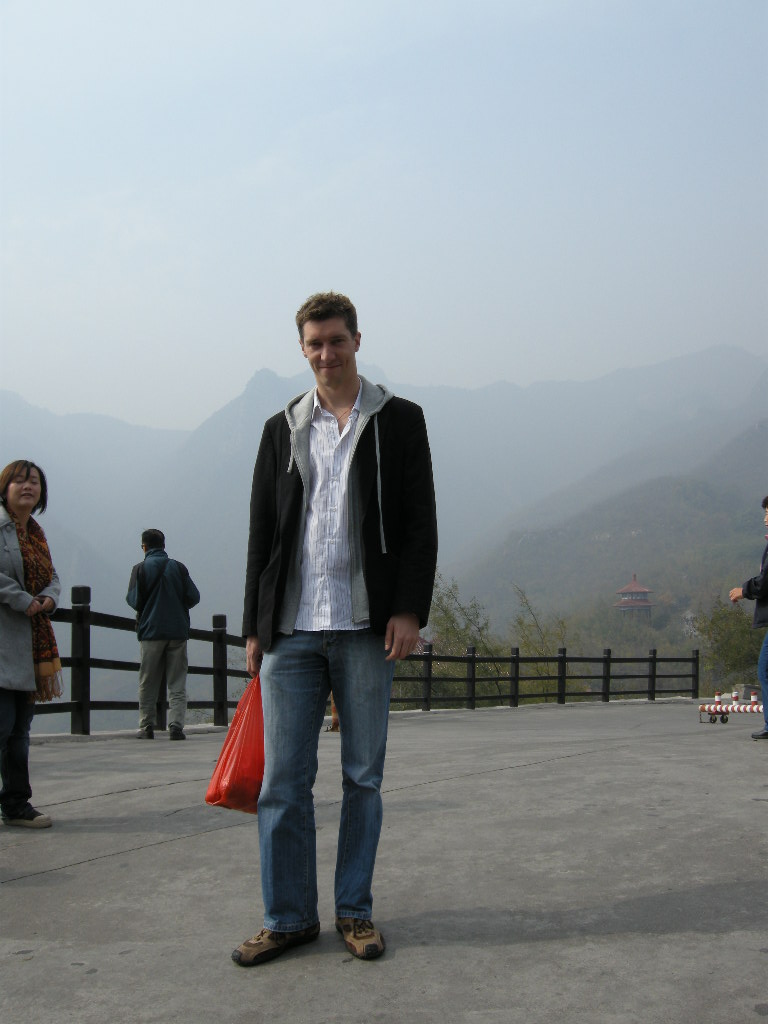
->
[508, 585, 576, 700]
[510, 584, 570, 656]
[428, 571, 502, 657]
[694, 600, 764, 694]
[425, 572, 505, 703]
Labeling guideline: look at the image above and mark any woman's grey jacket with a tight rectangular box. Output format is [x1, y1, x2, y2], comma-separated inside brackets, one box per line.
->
[0, 505, 61, 691]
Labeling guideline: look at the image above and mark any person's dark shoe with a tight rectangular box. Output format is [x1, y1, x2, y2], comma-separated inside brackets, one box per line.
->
[752, 730, 768, 740]
[136, 726, 154, 739]
[2, 805, 52, 828]
[335, 917, 385, 959]
[231, 923, 320, 967]
[169, 727, 186, 741]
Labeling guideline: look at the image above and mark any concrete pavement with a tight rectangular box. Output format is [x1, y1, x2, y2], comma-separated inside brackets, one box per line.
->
[2, 699, 768, 1024]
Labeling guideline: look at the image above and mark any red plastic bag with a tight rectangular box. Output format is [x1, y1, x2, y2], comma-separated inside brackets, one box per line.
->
[205, 675, 264, 814]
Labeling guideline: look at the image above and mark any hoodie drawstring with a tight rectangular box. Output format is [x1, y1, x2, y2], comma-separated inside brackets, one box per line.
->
[374, 415, 387, 554]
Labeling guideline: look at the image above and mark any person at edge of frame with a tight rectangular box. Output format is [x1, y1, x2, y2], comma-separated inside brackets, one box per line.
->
[233, 290, 438, 967]
[730, 494, 768, 740]
[0, 459, 63, 829]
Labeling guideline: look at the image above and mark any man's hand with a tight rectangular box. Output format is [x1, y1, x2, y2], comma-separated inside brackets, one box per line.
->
[729, 587, 744, 603]
[384, 612, 420, 662]
[246, 635, 263, 677]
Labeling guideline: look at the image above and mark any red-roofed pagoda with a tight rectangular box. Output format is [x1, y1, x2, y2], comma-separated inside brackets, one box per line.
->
[614, 573, 653, 618]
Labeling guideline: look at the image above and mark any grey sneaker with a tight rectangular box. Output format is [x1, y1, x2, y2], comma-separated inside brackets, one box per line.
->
[136, 726, 154, 739]
[2, 805, 52, 828]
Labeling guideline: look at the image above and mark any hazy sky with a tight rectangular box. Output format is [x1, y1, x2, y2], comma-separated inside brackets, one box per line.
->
[1, 0, 766, 429]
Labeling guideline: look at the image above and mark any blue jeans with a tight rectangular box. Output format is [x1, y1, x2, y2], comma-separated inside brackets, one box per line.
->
[0, 688, 35, 817]
[759, 631, 768, 730]
[257, 629, 395, 933]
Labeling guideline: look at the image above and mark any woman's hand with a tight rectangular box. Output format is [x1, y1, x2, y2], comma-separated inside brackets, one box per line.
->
[25, 597, 54, 616]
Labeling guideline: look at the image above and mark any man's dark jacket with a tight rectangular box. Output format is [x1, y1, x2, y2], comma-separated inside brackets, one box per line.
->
[242, 381, 438, 649]
[126, 549, 201, 641]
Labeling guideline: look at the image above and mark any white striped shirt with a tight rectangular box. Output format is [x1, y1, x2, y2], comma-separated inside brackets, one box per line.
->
[294, 387, 369, 631]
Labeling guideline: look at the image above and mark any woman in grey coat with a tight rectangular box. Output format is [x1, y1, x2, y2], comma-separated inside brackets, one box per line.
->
[0, 460, 62, 828]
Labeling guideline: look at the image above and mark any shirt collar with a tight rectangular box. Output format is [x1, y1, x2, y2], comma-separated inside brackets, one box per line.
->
[311, 380, 362, 420]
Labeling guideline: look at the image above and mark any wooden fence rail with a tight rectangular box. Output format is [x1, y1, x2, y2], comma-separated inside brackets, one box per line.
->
[41, 587, 699, 735]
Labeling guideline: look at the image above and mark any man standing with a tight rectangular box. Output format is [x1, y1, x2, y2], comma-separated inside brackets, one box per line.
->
[729, 495, 768, 740]
[233, 292, 437, 966]
[126, 529, 200, 740]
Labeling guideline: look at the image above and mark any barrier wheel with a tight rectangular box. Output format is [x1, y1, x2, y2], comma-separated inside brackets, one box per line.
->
[720, 715, 729, 724]
[709, 715, 717, 723]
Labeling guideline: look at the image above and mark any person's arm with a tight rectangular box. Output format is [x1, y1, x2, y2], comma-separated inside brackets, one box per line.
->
[126, 563, 141, 611]
[732, 546, 768, 604]
[36, 568, 61, 612]
[182, 566, 201, 609]
[0, 569, 36, 614]
[380, 404, 438, 660]
[388, 404, 438, 629]
[242, 422, 279, 638]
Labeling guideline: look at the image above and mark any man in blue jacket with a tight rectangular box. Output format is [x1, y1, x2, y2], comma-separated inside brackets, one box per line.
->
[730, 496, 768, 740]
[234, 292, 438, 967]
[126, 529, 200, 740]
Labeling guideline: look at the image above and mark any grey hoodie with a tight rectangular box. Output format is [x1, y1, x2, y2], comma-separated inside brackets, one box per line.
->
[276, 376, 393, 634]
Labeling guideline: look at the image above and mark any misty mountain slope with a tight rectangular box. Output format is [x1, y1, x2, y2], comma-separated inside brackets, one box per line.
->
[447, 382, 768, 571]
[393, 346, 767, 559]
[1, 345, 765, 630]
[459, 418, 768, 630]
[153, 344, 766, 624]
[0, 389, 191, 605]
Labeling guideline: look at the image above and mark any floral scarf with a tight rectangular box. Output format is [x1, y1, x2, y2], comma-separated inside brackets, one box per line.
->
[12, 512, 63, 702]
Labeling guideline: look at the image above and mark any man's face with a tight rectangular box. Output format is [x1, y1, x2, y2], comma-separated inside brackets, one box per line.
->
[300, 317, 360, 391]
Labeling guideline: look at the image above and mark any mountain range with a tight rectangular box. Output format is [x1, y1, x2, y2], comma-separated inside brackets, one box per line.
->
[462, 416, 768, 633]
[1, 344, 766, 638]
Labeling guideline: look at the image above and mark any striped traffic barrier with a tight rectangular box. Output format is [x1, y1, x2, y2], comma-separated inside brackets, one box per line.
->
[699, 692, 762, 723]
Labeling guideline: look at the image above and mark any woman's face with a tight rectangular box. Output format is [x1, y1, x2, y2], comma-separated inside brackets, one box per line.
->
[4, 467, 42, 518]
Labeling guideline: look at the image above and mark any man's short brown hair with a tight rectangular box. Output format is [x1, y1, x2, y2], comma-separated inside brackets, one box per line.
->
[295, 291, 358, 340]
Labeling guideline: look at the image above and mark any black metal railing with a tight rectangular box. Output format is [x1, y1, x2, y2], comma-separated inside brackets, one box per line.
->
[44, 588, 699, 735]
[393, 645, 699, 710]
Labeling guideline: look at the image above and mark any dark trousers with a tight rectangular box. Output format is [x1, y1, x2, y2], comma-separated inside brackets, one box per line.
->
[0, 688, 34, 816]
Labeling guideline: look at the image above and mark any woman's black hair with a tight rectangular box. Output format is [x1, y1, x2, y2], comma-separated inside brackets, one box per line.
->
[0, 460, 48, 514]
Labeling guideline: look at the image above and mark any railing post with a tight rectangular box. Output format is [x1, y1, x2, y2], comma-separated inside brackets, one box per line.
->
[647, 648, 657, 701]
[70, 585, 91, 736]
[557, 648, 567, 704]
[691, 649, 699, 700]
[601, 648, 611, 703]
[509, 647, 519, 707]
[212, 614, 229, 726]
[466, 645, 476, 710]
[421, 642, 433, 712]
